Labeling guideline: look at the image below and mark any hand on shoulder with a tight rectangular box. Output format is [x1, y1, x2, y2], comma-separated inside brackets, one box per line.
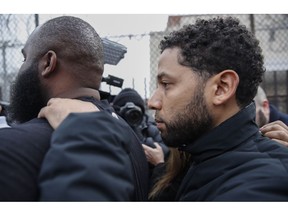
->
[260, 120, 288, 147]
[38, 98, 99, 129]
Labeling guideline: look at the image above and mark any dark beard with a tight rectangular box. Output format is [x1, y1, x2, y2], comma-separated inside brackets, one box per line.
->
[8, 62, 47, 123]
[256, 109, 268, 128]
[160, 87, 212, 148]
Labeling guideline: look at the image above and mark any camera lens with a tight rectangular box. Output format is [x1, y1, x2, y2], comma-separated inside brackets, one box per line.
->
[126, 109, 143, 127]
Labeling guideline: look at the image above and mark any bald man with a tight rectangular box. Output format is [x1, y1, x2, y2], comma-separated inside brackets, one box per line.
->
[0, 16, 148, 201]
[254, 86, 288, 147]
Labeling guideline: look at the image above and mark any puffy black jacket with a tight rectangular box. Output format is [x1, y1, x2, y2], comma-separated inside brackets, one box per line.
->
[39, 100, 149, 201]
[177, 103, 288, 201]
[0, 118, 52, 200]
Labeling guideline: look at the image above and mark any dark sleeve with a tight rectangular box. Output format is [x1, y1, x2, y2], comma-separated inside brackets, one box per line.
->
[0, 120, 52, 201]
[39, 112, 135, 201]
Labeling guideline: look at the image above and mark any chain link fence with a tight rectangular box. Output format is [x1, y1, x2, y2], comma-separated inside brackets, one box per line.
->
[1, 14, 288, 113]
[0, 14, 36, 101]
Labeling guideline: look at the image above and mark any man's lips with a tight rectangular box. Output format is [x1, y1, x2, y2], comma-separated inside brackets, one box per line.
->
[155, 119, 164, 130]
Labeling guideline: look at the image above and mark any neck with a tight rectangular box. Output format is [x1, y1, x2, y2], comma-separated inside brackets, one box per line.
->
[212, 101, 240, 128]
[55, 87, 100, 101]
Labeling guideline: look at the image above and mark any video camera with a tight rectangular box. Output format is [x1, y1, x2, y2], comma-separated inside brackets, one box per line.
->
[101, 75, 124, 88]
[100, 74, 124, 102]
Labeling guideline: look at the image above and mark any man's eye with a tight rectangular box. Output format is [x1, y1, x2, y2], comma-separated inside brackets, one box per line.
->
[161, 82, 170, 88]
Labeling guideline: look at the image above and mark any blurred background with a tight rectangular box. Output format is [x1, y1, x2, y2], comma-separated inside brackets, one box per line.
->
[1, 14, 288, 112]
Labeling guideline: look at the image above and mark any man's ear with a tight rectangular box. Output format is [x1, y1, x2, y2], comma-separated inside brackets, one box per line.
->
[210, 70, 239, 105]
[40, 50, 57, 78]
[262, 98, 270, 117]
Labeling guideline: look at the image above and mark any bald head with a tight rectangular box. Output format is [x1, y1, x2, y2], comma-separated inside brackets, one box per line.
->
[30, 16, 104, 89]
[254, 86, 267, 107]
[254, 86, 270, 127]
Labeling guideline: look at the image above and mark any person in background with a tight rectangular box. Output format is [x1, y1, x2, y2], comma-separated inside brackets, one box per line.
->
[254, 86, 288, 147]
[112, 88, 171, 199]
[254, 86, 288, 127]
[112, 88, 170, 160]
[0, 15, 149, 201]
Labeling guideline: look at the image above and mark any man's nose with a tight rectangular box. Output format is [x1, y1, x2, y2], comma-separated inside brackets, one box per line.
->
[148, 91, 162, 110]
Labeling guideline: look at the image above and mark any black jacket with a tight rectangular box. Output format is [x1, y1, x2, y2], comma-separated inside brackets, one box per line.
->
[177, 103, 288, 201]
[39, 100, 149, 201]
[269, 104, 288, 125]
[0, 118, 53, 200]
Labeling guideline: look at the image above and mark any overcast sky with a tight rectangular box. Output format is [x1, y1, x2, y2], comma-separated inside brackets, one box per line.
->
[2, 1, 286, 99]
[38, 14, 169, 98]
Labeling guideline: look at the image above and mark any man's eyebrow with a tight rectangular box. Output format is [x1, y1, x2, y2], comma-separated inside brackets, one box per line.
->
[157, 72, 172, 80]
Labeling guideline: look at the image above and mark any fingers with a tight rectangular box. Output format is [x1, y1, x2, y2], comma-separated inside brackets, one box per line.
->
[262, 130, 288, 143]
[154, 142, 161, 149]
[38, 106, 48, 118]
[260, 121, 288, 137]
[38, 98, 99, 129]
[260, 120, 288, 147]
[142, 142, 165, 165]
[260, 120, 288, 133]
[46, 98, 59, 106]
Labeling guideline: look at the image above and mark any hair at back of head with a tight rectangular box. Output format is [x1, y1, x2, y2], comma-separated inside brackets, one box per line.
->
[35, 16, 104, 89]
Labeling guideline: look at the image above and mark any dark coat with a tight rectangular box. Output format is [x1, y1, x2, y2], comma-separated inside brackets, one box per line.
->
[39, 100, 149, 201]
[269, 104, 288, 125]
[177, 103, 288, 201]
[0, 118, 53, 201]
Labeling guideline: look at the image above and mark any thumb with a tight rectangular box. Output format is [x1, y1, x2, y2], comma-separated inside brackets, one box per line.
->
[154, 142, 162, 149]
[38, 107, 47, 118]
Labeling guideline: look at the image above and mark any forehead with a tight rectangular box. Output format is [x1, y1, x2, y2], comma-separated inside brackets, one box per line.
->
[158, 47, 180, 66]
[157, 47, 197, 81]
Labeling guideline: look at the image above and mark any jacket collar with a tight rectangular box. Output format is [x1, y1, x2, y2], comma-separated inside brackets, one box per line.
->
[179, 102, 260, 164]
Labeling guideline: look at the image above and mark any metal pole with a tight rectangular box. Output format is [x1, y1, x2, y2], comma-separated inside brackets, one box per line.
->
[1, 42, 7, 101]
[249, 14, 255, 35]
[35, 14, 39, 27]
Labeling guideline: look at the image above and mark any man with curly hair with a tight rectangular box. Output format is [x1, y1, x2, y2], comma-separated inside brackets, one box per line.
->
[146, 16, 288, 200]
[39, 16, 288, 201]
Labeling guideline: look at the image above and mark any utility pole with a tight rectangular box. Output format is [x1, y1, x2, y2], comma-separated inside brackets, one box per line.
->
[249, 14, 255, 35]
[35, 14, 39, 27]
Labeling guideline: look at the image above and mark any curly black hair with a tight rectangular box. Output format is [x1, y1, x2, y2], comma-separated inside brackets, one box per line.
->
[159, 16, 265, 108]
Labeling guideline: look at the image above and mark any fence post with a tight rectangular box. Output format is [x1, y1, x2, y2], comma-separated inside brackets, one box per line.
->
[249, 14, 255, 35]
[35, 14, 39, 27]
